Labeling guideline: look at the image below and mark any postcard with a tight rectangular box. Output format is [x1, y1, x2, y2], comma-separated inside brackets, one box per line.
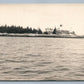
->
[0, 4, 84, 80]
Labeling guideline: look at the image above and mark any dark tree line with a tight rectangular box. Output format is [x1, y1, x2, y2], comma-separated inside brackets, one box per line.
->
[0, 25, 76, 35]
[0, 25, 43, 34]
[0, 25, 57, 34]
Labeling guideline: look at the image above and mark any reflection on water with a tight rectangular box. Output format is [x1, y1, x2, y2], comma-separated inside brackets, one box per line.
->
[0, 37, 84, 80]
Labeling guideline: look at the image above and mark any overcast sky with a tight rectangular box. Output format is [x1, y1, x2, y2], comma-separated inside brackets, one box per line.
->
[0, 4, 84, 35]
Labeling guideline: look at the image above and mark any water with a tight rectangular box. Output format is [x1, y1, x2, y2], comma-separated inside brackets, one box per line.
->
[0, 37, 84, 80]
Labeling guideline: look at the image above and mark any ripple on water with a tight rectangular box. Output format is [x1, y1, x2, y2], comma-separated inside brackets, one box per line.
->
[0, 37, 84, 80]
[74, 73, 84, 77]
[5, 60, 28, 63]
[17, 70, 39, 74]
[36, 61, 53, 66]
[0, 53, 8, 56]
[53, 66, 70, 72]
[3, 71, 13, 74]
[25, 54, 41, 57]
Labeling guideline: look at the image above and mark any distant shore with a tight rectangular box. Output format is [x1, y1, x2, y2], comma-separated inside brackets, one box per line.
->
[0, 33, 84, 38]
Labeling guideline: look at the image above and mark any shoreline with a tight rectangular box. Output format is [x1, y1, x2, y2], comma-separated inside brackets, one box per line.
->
[0, 33, 84, 38]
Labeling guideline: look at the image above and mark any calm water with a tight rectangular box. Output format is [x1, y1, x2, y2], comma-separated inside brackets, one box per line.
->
[0, 37, 84, 80]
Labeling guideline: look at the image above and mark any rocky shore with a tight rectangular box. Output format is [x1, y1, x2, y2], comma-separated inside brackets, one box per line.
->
[0, 33, 83, 38]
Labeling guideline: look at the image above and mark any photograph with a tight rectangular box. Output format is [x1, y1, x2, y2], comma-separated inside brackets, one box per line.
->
[0, 3, 84, 81]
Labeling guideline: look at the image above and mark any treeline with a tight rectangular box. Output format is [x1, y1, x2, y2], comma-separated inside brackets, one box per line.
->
[0, 25, 43, 34]
[0, 25, 75, 35]
[0, 25, 57, 34]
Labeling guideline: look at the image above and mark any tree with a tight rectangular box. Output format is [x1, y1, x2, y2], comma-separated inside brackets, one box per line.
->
[71, 31, 76, 35]
[38, 29, 42, 34]
[32, 28, 38, 33]
[29, 27, 33, 33]
[44, 31, 48, 34]
[52, 27, 57, 34]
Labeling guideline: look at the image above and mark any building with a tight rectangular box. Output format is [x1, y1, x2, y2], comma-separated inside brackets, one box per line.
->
[45, 28, 53, 34]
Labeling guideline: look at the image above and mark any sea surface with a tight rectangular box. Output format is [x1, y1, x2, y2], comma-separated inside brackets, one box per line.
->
[0, 37, 84, 80]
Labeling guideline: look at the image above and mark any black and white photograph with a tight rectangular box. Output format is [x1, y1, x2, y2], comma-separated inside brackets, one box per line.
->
[0, 4, 84, 80]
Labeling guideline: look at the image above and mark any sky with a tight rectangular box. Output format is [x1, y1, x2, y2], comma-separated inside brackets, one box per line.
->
[0, 4, 84, 35]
